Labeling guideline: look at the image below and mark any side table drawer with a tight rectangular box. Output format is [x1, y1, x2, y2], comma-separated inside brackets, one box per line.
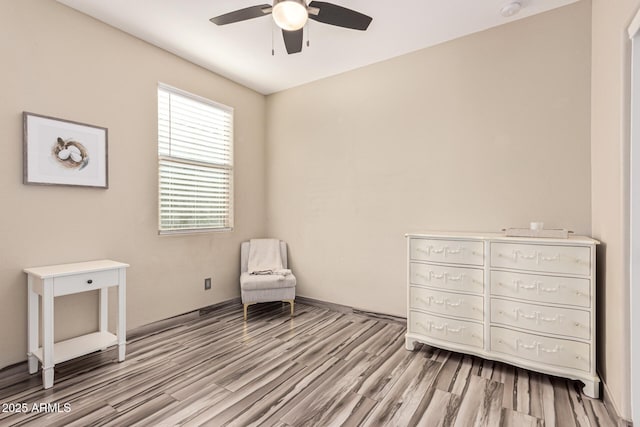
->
[54, 269, 119, 296]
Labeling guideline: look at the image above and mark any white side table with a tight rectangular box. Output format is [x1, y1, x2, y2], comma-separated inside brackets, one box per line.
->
[24, 259, 129, 389]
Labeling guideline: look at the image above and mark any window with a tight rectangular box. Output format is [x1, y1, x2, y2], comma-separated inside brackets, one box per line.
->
[158, 84, 233, 233]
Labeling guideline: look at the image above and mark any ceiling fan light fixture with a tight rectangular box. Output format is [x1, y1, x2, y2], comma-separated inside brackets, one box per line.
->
[500, 1, 522, 17]
[272, 0, 308, 31]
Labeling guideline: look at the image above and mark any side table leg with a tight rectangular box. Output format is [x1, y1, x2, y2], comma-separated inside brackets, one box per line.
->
[27, 276, 39, 374]
[28, 356, 39, 374]
[42, 367, 54, 389]
[117, 268, 126, 362]
[99, 287, 109, 350]
[42, 278, 55, 389]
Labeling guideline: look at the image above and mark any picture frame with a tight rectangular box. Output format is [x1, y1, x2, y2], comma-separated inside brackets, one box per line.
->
[23, 112, 108, 188]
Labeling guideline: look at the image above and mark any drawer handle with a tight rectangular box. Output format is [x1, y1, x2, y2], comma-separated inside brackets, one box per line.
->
[432, 323, 445, 331]
[421, 271, 466, 283]
[417, 297, 432, 306]
[506, 280, 560, 295]
[445, 247, 462, 255]
[417, 321, 466, 336]
[538, 313, 563, 323]
[511, 250, 561, 265]
[538, 344, 561, 354]
[514, 308, 563, 324]
[418, 245, 463, 257]
[446, 325, 465, 334]
[416, 321, 431, 332]
[445, 299, 462, 308]
[515, 308, 538, 320]
[513, 250, 537, 261]
[87, 279, 93, 284]
[514, 339, 562, 355]
[515, 339, 538, 350]
[539, 284, 559, 293]
[514, 280, 537, 291]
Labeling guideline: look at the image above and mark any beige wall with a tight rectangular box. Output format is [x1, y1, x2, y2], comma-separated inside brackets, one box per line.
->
[591, 0, 640, 420]
[266, 2, 591, 317]
[0, 1, 266, 368]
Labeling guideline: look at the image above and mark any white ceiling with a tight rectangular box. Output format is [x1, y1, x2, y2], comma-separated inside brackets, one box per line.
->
[56, 0, 579, 95]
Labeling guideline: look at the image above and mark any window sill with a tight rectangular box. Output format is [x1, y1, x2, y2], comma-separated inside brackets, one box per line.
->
[158, 227, 233, 236]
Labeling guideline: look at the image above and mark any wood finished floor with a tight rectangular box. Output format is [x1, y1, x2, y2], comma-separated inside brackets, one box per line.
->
[0, 302, 617, 427]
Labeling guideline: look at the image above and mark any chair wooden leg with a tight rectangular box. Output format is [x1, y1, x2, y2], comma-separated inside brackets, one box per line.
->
[243, 304, 248, 321]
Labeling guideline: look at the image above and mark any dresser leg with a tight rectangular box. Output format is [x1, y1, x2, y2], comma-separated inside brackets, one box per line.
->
[582, 379, 600, 399]
[42, 367, 54, 389]
[405, 336, 417, 351]
[118, 344, 126, 362]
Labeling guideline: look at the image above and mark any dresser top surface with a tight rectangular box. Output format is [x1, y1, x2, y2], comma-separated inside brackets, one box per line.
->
[24, 259, 129, 279]
[406, 231, 599, 245]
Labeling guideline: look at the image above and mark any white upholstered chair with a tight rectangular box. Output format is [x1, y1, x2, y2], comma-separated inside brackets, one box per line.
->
[240, 240, 296, 320]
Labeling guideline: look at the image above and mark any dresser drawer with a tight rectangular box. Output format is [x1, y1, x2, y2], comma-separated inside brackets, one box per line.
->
[491, 243, 590, 276]
[491, 327, 590, 372]
[410, 238, 484, 266]
[410, 263, 484, 294]
[54, 269, 120, 296]
[410, 311, 483, 349]
[410, 287, 483, 321]
[491, 270, 590, 308]
[491, 298, 590, 340]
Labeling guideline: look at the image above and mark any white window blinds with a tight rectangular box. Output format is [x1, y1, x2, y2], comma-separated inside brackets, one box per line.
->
[158, 84, 233, 233]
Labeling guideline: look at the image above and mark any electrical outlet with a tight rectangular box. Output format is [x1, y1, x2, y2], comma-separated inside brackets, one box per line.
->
[204, 277, 212, 290]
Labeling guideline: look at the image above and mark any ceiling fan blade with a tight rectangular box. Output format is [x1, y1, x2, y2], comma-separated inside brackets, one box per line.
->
[282, 29, 303, 54]
[308, 1, 372, 31]
[210, 4, 272, 25]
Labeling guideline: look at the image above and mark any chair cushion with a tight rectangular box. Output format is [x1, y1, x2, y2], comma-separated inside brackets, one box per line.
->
[240, 272, 296, 291]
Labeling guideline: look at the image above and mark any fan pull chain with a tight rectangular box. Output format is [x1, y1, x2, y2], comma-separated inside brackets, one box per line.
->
[306, 23, 310, 47]
[271, 21, 275, 56]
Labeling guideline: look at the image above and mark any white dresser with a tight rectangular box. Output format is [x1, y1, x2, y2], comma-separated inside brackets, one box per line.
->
[405, 232, 600, 398]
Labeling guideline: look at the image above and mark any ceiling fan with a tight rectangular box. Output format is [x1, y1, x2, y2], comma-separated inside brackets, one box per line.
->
[210, 0, 372, 55]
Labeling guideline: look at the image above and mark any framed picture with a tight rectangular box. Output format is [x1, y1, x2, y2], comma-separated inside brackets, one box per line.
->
[23, 112, 108, 188]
